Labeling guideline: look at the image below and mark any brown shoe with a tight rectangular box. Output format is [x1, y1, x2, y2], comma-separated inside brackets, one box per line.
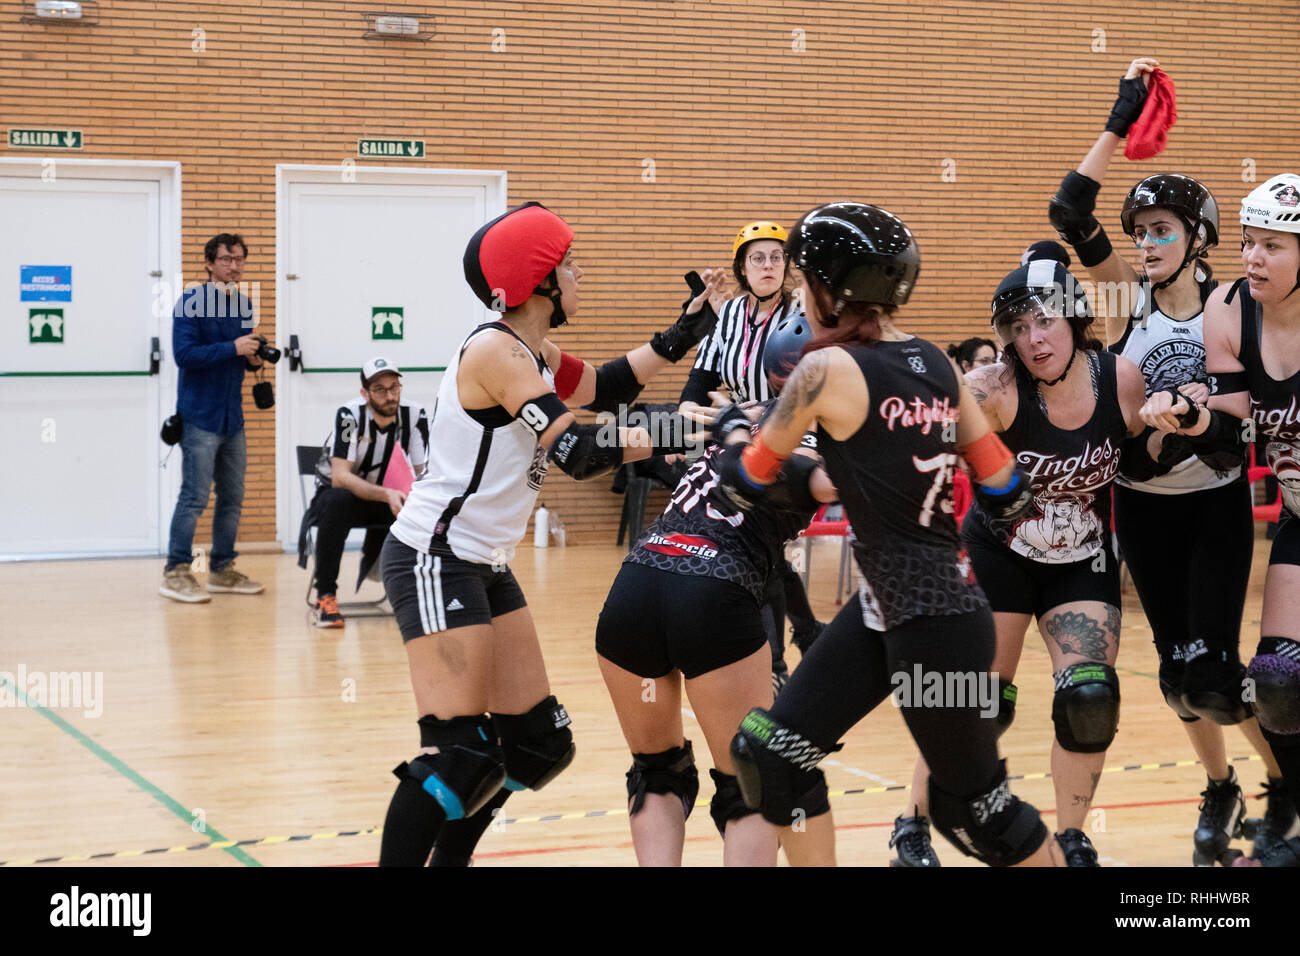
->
[161, 567, 212, 603]
[207, 565, 265, 594]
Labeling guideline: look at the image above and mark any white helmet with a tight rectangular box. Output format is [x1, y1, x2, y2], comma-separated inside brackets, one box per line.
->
[1240, 174, 1300, 233]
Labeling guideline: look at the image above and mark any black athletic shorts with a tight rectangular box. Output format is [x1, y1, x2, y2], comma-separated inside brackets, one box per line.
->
[595, 563, 766, 680]
[381, 534, 527, 642]
[962, 520, 1120, 618]
[1271, 509, 1300, 567]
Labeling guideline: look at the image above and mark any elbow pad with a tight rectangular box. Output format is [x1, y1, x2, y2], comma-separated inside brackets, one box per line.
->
[1048, 171, 1102, 247]
[548, 422, 625, 481]
[586, 355, 644, 414]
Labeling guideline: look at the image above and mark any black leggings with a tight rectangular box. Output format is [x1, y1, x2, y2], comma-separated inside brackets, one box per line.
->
[1114, 481, 1253, 650]
[1115, 481, 1253, 710]
[770, 599, 1001, 800]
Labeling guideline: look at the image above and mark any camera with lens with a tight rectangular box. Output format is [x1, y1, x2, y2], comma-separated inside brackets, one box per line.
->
[255, 335, 282, 364]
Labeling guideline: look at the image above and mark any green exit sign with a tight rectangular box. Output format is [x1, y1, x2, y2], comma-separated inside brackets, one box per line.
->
[357, 138, 424, 158]
[8, 128, 82, 150]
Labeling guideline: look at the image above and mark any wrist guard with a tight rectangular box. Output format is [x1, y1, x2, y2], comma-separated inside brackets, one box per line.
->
[651, 271, 719, 362]
[765, 453, 822, 515]
[974, 469, 1035, 521]
[1105, 75, 1149, 137]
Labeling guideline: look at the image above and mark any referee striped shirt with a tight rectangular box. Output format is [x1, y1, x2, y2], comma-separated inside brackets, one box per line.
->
[691, 294, 801, 402]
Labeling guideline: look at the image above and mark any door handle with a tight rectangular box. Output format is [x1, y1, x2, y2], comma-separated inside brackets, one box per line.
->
[288, 334, 302, 372]
[150, 336, 161, 375]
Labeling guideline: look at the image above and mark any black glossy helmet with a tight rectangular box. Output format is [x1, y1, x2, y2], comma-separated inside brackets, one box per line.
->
[1121, 175, 1219, 293]
[785, 202, 920, 307]
[1120, 173, 1219, 247]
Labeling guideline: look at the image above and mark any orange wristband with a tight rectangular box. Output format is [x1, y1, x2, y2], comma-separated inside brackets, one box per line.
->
[960, 430, 1013, 483]
[741, 434, 789, 484]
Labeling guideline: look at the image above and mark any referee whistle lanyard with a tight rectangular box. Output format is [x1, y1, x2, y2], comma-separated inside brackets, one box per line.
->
[741, 297, 782, 373]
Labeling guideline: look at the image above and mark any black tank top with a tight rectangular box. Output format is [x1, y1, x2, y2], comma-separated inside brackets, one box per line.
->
[624, 437, 819, 602]
[1229, 277, 1300, 517]
[967, 350, 1128, 564]
[815, 337, 987, 631]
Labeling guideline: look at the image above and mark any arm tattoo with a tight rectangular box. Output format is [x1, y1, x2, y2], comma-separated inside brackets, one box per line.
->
[1042, 610, 1110, 662]
[770, 350, 829, 431]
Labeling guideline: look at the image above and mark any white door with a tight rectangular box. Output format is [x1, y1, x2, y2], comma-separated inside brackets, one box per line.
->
[0, 162, 177, 558]
[276, 166, 506, 549]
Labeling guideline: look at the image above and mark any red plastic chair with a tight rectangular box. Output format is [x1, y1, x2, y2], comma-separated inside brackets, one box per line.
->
[796, 505, 853, 604]
[1248, 443, 1283, 524]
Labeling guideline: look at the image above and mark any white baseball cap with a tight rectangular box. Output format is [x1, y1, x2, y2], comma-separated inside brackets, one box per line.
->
[361, 356, 402, 387]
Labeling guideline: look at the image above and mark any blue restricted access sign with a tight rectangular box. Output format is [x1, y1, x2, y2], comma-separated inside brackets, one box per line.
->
[20, 265, 72, 302]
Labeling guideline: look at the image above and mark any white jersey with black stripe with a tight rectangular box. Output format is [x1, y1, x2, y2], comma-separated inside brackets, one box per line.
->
[391, 323, 554, 565]
[1111, 283, 1238, 494]
[692, 294, 801, 402]
[314, 399, 429, 490]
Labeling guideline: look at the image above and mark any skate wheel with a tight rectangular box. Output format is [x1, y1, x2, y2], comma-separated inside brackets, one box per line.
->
[1241, 818, 1261, 840]
[1231, 855, 1262, 868]
[1219, 849, 1245, 866]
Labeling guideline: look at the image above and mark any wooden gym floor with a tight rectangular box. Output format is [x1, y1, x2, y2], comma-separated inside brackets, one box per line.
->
[0, 533, 1280, 867]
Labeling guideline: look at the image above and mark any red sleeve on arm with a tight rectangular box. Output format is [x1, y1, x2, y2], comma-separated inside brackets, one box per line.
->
[554, 352, 584, 401]
[959, 431, 1014, 484]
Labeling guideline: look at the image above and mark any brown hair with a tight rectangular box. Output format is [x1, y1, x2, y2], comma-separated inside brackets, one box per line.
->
[769, 277, 894, 391]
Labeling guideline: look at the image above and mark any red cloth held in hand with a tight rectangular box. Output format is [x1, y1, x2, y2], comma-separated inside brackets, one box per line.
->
[1125, 69, 1177, 160]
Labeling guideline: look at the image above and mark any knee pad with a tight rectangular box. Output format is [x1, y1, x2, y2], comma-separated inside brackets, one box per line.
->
[627, 741, 699, 818]
[1156, 644, 1199, 722]
[493, 695, 575, 792]
[730, 708, 836, 828]
[1247, 639, 1300, 735]
[394, 714, 505, 821]
[1052, 663, 1120, 753]
[708, 769, 757, 838]
[928, 760, 1049, 867]
[995, 679, 1018, 738]
[1182, 645, 1249, 726]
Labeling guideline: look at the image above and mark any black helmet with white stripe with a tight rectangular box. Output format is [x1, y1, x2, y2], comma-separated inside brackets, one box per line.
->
[785, 202, 920, 308]
[991, 260, 1099, 383]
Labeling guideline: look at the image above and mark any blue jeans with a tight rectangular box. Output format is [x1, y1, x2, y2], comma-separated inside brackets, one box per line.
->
[166, 424, 246, 571]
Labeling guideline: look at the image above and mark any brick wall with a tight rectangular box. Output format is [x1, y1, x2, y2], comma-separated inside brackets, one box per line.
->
[4, 0, 1295, 546]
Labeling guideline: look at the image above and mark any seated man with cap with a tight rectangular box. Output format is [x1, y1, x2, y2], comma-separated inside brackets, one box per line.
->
[303, 357, 429, 628]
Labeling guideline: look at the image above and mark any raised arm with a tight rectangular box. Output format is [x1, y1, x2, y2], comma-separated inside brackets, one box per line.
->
[1048, 57, 1157, 344]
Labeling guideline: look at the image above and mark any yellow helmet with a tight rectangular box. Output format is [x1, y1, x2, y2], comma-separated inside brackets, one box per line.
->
[733, 221, 788, 257]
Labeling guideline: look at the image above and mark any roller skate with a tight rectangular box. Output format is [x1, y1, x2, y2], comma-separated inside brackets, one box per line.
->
[1055, 828, 1100, 867]
[889, 810, 941, 867]
[1242, 777, 1300, 861]
[1193, 768, 1245, 866]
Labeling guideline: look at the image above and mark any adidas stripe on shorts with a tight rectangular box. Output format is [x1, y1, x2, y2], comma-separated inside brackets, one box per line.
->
[381, 534, 528, 642]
